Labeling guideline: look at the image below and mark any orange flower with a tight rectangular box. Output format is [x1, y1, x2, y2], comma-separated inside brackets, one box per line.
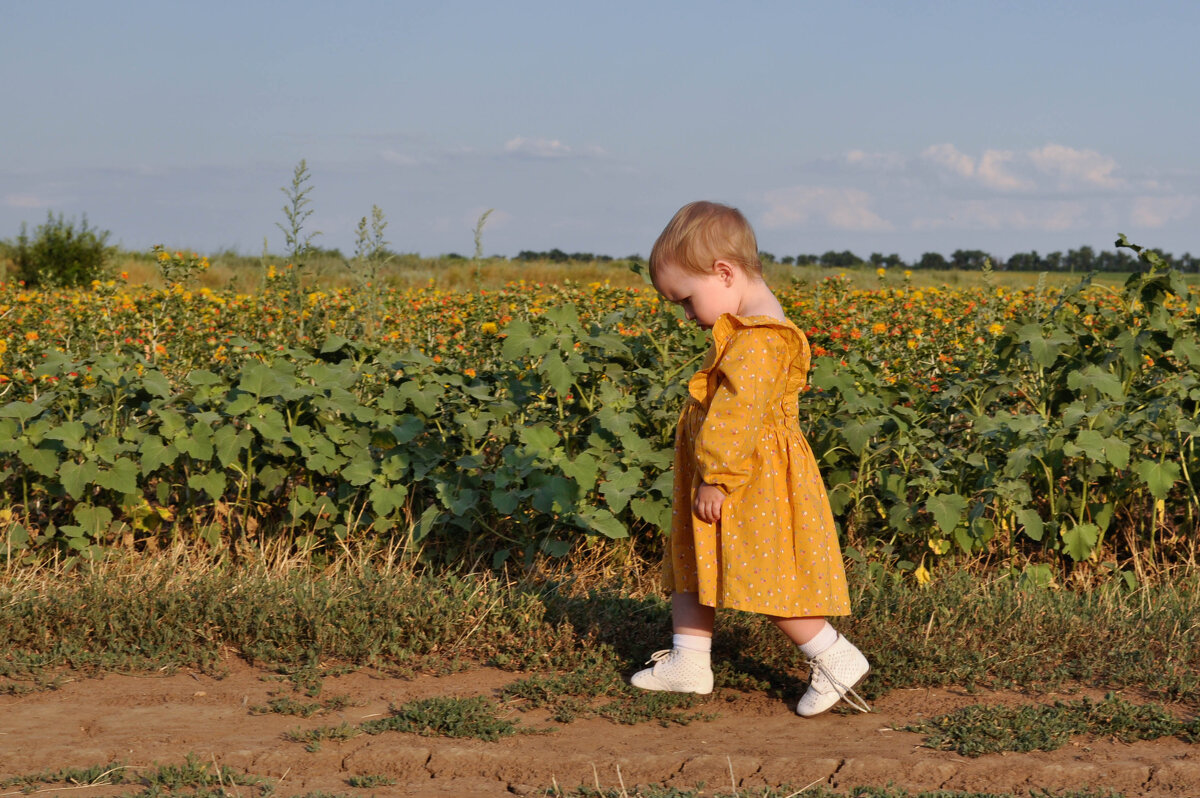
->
[25, 331, 38, 342]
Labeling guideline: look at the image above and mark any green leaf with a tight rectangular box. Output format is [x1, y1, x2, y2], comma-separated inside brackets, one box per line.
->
[1066, 366, 1125, 401]
[1017, 324, 1074, 367]
[19, 446, 59, 477]
[631, 496, 670, 530]
[186, 369, 222, 386]
[175, 425, 215, 461]
[342, 456, 377, 487]
[1172, 337, 1200, 366]
[369, 483, 408, 517]
[247, 407, 286, 443]
[0, 399, 49, 421]
[1134, 460, 1180, 500]
[390, 415, 424, 445]
[599, 467, 643, 514]
[530, 475, 577, 514]
[44, 421, 87, 450]
[1065, 429, 1130, 469]
[924, 493, 968, 536]
[224, 394, 258, 416]
[519, 424, 560, 454]
[491, 488, 520, 516]
[573, 506, 629, 539]
[500, 320, 534, 361]
[188, 470, 227, 500]
[214, 425, 252, 468]
[1061, 522, 1100, 562]
[96, 458, 139, 495]
[541, 352, 573, 396]
[320, 334, 352, 354]
[841, 419, 884, 456]
[59, 460, 100, 500]
[73, 504, 113, 536]
[141, 370, 172, 399]
[412, 505, 441, 542]
[542, 539, 572, 557]
[140, 435, 178, 475]
[237, 364, 283, 398]
[1015, 507, 1045, 542]
[559, 452, 600, 494]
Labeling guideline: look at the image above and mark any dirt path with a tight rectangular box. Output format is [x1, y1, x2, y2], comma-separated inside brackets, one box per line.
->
[2, 659, 1197, 797]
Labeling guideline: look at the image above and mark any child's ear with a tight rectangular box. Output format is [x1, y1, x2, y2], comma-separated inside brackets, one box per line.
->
[713, 259, 736, 284]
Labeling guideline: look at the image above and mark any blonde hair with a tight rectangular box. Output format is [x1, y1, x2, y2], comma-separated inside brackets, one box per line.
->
[648, 201, 762, 285]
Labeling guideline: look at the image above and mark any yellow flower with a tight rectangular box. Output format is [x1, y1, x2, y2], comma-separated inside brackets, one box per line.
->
[914, 565, 931, 586]
[876, 267, 886, 278]
[987, 322, 1004, 336]
[480, 321, 499, 335]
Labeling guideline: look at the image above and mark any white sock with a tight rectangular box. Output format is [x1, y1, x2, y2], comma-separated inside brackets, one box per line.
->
[798, 622, 838, 658]
[672, 633, 712, 662]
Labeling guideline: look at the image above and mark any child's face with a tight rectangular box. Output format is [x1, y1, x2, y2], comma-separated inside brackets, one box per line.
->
[654, 261, 740, 330]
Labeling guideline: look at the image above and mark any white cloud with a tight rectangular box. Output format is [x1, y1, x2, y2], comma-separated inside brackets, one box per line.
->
[504, 137, 573, 159]
[1029, 144, 1122, 189]
[4, 194, 53, 209]
[977, 150, 1033, 191]
[761, 186, 894, 231]
[921, 143, 975, 178]
[1130, 195, 1195, 227]
[912, 199, 1087, 232]
[845, 149, 905, 170]
[381, 149, 426, 166]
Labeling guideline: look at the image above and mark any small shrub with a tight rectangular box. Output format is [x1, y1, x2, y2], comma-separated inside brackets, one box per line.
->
[12, 211, 113, 287]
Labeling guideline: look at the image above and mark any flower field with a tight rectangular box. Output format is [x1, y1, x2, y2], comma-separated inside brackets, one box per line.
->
[1, 249, 1197, 578]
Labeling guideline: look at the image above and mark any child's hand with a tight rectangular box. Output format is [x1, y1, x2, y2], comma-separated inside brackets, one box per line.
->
[693, 483, 725, 523]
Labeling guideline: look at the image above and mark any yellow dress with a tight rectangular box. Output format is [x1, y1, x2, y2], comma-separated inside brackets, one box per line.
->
[662, 313, 852, 617]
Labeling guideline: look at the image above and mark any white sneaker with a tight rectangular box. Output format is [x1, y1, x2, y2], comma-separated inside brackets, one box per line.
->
[796, 634, 870, 716]
[630, 648, 714, 695]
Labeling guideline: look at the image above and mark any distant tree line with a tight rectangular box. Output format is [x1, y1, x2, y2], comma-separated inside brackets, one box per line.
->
[759, 246, 1200, 273]
[513, 249, 617, 263]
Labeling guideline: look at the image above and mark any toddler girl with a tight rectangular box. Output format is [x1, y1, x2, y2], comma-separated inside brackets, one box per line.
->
[631, 201, 870, 717]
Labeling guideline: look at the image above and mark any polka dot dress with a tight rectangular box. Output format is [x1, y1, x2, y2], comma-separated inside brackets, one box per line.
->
[661, 314, 852, 618]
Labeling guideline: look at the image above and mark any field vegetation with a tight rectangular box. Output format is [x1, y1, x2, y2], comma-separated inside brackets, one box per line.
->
[2, 178, 1199, 794]
[0, 232, 1196, 584]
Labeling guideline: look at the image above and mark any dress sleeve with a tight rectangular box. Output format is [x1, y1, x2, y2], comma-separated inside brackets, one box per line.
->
[694, 328, 786, 494]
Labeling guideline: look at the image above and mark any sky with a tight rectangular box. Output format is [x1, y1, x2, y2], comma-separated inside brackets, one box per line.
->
[2, 1, 1198, 263]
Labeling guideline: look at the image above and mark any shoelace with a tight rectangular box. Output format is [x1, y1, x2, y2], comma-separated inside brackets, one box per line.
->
[645, 649, 673, 664]
[806, 656, 872, 713]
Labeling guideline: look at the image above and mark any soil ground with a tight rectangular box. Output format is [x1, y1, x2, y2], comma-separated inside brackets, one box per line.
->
[3, 659, 1197, 798]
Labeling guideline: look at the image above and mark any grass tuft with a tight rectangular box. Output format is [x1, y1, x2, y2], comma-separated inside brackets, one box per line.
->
[904, 693, 1199, 756]
[360, 695, 521, 741]
[1, 549, 1198, 722]
[249, 693, 353, 718]
[346, 774, 397, 788]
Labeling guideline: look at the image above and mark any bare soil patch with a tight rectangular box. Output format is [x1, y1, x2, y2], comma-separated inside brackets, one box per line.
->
[3, 658, 1196, 797]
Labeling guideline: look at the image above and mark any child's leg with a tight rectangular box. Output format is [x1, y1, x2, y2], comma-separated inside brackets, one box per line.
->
[770, 615, 870, 716]
[630, 592, 714, 694]
[769, 615, 828, 647]
[672, 591, 715, 637]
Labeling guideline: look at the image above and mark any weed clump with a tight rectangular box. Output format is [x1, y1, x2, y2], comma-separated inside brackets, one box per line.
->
[361, 695, 519, 741]
[905, 693, 1198, 756]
